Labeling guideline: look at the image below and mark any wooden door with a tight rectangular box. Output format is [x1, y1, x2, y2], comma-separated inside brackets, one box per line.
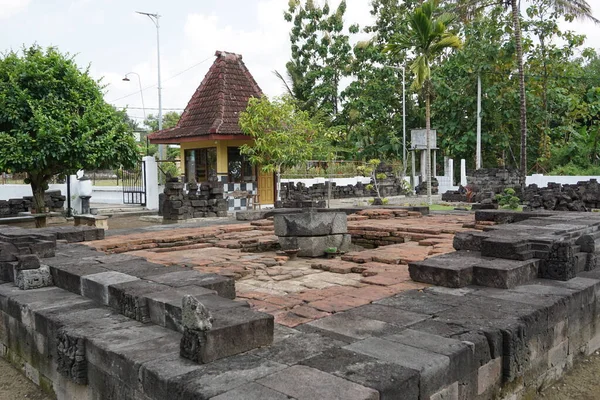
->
[257, 168, 274, 204]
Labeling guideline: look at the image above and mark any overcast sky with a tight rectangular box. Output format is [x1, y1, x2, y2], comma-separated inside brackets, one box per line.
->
[1, 0, 598, 125]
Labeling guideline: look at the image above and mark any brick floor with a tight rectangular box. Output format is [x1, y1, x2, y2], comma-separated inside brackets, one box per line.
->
[84, 212, 473, 323]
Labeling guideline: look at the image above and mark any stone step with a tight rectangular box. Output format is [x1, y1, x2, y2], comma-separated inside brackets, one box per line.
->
[480, 237, 533, 260]
[408, 251, 480, 288]
[472, 258, 539, 289]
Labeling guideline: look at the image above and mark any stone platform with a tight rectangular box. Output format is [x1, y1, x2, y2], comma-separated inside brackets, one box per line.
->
[3, 211, 600, 399]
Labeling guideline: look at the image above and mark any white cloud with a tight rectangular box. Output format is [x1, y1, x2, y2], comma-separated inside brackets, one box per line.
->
[0, 0, 30, 19]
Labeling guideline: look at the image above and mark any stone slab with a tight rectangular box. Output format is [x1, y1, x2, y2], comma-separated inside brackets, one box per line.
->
[81, 271, 140, 305]
[304, 311, 401, 343]
[49, 263, 110, 295]
[273, 211, 347, 237]
[345, 336, 450, 398]
[472, 258, 539, 289]
[165, 354, 286, 400]
[107, 280, 172, 322]
[145, 270, 235, 299]
[301, 347, 419, 400]
[279, 234, 352, 257]
[144, 286, 217, 328]
[251, 331, 346, 365]
[373, 290, 464, 315]
[211, 382, 290, 400]
[257, 365, 379, 400]
[345, 304, 431, 328]
[409, 251, 480, 288]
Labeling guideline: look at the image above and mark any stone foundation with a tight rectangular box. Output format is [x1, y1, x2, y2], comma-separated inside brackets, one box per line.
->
[161, 178, 228, 221]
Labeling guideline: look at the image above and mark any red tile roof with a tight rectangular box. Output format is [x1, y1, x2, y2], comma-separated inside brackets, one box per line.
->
[148, 50, 263, 143]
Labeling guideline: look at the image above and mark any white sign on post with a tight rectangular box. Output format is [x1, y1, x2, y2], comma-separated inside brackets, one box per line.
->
[411, 129, 437, 150]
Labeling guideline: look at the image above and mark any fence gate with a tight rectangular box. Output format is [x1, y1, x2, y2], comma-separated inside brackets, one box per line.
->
[122, 161, 146, 206]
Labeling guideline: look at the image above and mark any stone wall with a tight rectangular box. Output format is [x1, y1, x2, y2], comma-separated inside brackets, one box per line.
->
[0, 190, 65, 217]
[523, 179, 600, 211]
[161, 178, 228, 221]
[467, 168, 520, 202]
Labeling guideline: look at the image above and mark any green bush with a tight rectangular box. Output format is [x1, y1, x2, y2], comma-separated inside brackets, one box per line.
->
[495, 188, 520, 210]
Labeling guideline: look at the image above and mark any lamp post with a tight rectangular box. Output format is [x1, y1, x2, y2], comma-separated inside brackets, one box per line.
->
[136, 11, 165, 161]
[384, 64, 407, 177]
[123, 72, 148, 155]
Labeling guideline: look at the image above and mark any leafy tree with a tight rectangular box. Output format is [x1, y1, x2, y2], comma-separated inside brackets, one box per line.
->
[0, 45, 138, 212]
[385, 0, 462, 204]
[143, 111, 180, 132]
[239, 96, 337, 200]
[341, 0, 420, 162]
[282, 0, 356, 117]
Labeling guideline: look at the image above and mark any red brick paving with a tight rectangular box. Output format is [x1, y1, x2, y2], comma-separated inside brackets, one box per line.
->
[84, 212, 475, 325]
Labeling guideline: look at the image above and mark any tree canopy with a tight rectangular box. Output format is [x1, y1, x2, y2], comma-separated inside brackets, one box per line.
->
[0, 45, 139, 211]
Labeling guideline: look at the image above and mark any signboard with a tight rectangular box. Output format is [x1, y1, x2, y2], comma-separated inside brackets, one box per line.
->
[411, 129, 437, 150]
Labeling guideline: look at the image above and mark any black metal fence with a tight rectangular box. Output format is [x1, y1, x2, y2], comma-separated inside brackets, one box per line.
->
[122, 161, 146, 205]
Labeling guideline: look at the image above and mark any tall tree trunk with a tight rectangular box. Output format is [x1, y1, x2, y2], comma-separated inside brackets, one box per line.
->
[29, 173, 47, 214]
[425, 91, 432, 205]
[511, 0, 528, 190]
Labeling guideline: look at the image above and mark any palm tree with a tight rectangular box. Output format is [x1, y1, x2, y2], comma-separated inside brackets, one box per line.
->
[453, 0, 598, 187]
[384, 0, 462, 205]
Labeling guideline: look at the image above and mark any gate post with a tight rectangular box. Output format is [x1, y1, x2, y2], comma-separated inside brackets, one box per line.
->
[143, 156, 159, 210]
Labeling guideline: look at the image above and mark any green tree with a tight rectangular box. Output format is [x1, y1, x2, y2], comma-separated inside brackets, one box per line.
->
[0, 45, 138, 212]
[385, 0, 461, 204]
[239, 96, 337, 200]
[282, 0, 355, 117]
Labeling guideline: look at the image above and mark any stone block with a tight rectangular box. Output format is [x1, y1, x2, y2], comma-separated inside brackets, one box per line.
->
[49, 263, 110, 295]
[273, 212, 347, 237]
[481, 237, 533, 260]
[301, 347, 420, 400]
[107, 280, 172, 322]
[408, 251, 479, 288]
[56, 328, 87, 385]
[180, 307, 273, 364]
[250, 331, 345, 365]
[477, 357, 502, 396]
[472, 258, 539, 289]
[144, 286, 217, 328]
[15, 265, 53, 290]
[345, 304, 431, 328]
[165, 354, 286, 400]
[384, 329, 475, 382]
[373, 290, 465, 315]
[211, 382, 291, 400]
[145, 270, 235, 299]
[279, 234, 351, 257]
[303, 312, 400, 343]
[16, 254, 40, 270]
[100, 260, 178, 278]
[81, 271, 140, 305]
[345, 337, 451, 398]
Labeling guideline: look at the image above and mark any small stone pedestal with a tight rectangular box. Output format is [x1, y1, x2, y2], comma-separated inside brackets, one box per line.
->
[80, 196, 91, 215]
[274, 211, 350, 257]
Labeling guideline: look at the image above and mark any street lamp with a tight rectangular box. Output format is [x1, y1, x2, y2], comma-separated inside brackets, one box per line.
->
[123, 72, 148, 155]
[136, 11, 165, 161]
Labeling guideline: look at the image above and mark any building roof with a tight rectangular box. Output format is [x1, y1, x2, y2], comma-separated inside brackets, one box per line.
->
[148, 50, 263, 143]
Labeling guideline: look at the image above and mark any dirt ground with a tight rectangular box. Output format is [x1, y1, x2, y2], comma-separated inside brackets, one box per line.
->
[0, 358, 51, 400]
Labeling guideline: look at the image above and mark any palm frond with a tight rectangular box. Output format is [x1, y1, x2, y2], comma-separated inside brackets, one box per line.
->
[273, 70, 294, 97]
[551, 0, 599, 23]
[430, 35, 463, 54]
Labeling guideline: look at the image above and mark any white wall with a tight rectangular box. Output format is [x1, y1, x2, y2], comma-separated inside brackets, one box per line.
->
[526, 174, 600, 188]
[0, 183, 125, 208]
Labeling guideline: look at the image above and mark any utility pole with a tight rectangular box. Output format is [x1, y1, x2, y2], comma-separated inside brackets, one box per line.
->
[136, 11, 165, 161]
[476, 74, 482, 169]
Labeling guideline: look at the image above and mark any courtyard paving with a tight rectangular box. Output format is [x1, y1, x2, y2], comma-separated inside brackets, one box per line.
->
[85, 210, 476, 328]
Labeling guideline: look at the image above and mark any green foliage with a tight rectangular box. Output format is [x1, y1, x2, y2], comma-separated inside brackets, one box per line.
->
[143, 111, 181, 132]
[239, 96, 337, 172]
[282, 0, 354, 116]
[0, 45, 139, 211]
[495, 188, 520, 209]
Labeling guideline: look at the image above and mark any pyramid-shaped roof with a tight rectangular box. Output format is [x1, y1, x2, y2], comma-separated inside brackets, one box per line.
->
[148, 50, 263, 143]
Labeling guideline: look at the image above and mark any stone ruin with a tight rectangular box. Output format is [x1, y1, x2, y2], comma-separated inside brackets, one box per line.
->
[442, 168, 520, 203]
[410, 209, 600, 288]
[0, 189, 65, 217]
[523, 179, 600, 211]
[0, 224, 274, 399]
[160, 177, 228, 221]
[274, 210, 351, 257]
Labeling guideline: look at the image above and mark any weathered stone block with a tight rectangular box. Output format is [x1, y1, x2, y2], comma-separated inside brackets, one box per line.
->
[279, 234, 351, 257]
[56, 328, 87, 385]
[107, 280, 171, 323]
[49, 263, 110, 295]
[273, 211, 347, 237]
[81, 271, 140, 305]
[145, 270, 235, 299]
[15, 265, 53, 290]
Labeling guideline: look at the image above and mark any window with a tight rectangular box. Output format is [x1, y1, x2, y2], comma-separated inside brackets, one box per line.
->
[227, 147, 254, 183]
[184, 148, 216, 183]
